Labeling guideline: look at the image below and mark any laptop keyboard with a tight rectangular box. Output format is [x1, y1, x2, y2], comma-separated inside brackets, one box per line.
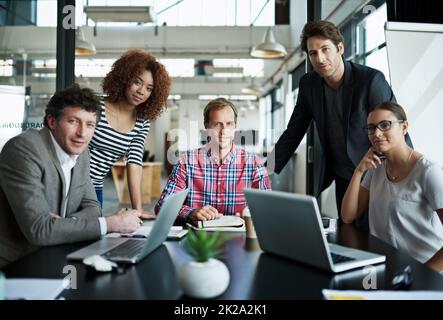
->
[103, 239, 146, 258]
[331, 252, 356, 264]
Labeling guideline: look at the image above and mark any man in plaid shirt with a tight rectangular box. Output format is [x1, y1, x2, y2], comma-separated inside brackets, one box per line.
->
[155, 98, 271, 221]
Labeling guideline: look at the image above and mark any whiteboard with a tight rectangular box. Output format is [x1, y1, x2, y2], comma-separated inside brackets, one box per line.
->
[385, 22, 443, 166]
[0, 85, 25, 151]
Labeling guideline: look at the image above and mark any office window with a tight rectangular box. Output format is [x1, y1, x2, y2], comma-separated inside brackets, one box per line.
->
[271, 81, 284, 144]
[0, 0, 58, 140]
[0, 59, 13, 76]
[263, 93, 272, 148]
[358, 3, 387, 53]
[1, 0, 37, 26]
[68, 0, 275, 27]
[340, 20, 356, 60]
[356, 3, 390, 81]
[288, 62, 306, 144]
[154, 0, 275, 26]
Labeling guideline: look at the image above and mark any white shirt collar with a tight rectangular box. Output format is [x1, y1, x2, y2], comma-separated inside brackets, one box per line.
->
[49, 131, 79, 169]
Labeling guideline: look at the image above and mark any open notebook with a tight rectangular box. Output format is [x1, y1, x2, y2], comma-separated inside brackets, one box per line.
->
[186, 215, 245, 232]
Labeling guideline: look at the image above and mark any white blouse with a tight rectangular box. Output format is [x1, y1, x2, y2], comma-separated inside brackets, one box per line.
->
[361, 157, 443, 263]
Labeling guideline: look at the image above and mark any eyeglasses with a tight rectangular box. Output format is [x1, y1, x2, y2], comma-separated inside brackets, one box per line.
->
[364, 120, 404, 135]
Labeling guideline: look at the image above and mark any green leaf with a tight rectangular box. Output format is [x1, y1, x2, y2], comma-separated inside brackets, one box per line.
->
[181, 229, 226, 262]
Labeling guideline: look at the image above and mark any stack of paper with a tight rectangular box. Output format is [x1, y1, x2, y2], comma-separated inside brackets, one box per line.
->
[5, 278, 68, 300]
[322, 289, 443, 300]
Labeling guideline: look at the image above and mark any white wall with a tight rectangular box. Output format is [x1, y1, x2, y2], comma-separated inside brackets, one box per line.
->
[290, 0, 307, 49]
[0, 85, 26, 151]
[386, 22, 443, 166]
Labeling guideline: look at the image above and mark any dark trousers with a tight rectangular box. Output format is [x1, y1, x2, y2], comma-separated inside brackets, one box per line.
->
[95, 188, 103, 208]
[334, 176, 369, 232]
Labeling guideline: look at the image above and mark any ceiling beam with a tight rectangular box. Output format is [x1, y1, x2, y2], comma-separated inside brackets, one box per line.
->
[0, 25, 293, 60]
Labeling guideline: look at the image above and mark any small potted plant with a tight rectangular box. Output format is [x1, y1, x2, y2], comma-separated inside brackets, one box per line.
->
[178, 229, 230, 299]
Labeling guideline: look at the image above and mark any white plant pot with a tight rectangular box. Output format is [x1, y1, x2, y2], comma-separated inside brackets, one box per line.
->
[178, 258, 230, 299]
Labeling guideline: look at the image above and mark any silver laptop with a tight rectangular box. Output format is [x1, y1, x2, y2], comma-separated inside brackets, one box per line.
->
[67, 189, 188, 264]
[244, 189, 385, 273]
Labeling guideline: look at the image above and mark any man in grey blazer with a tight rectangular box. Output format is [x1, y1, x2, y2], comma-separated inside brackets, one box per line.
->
[0, 84, 142, 267]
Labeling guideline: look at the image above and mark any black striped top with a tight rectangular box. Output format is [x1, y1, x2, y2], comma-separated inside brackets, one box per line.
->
[88, 99, 150, 189]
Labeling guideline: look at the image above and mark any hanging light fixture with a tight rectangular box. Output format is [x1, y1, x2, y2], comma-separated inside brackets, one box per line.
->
[250, 27, 287, 58]
[242, 77, 264, 96]
[75, 28, 96, 56]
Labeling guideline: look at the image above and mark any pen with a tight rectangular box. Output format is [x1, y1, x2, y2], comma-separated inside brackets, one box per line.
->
[121, 234, 146, 238]
[120, 234, 147, 239]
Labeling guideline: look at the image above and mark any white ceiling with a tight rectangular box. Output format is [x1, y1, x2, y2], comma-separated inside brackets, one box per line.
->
[0, 0, 369, 96]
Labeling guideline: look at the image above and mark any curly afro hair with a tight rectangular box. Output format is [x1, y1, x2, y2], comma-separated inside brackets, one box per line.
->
[102, 50, 171, 121]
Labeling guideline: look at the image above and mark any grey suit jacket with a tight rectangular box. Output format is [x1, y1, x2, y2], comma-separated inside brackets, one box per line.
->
[0, 127, 102, 266]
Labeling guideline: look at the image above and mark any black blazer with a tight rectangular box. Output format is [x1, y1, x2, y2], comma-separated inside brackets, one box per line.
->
[271, 60, 412, 194]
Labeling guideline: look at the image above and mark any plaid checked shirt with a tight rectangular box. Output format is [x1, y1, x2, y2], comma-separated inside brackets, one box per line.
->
[154, 145, 271, 220]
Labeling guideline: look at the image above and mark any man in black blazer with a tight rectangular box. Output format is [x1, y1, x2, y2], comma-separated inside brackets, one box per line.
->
[269, 21, 411, 223]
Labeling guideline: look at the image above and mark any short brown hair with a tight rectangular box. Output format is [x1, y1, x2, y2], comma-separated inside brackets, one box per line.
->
[203, 98, 238, 125]
[102, 50, 171, 121]
[300, 20, 344, 53]
[369, 101, 407, 121]
[44, 83, 100, 127]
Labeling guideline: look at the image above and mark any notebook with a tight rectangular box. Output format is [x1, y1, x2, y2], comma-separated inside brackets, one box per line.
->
[186, 215, 245, 232]
[244, 189, 385, 273]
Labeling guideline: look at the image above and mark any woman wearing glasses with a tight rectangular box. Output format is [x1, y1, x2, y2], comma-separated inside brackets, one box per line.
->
[342, 101, 443, 272]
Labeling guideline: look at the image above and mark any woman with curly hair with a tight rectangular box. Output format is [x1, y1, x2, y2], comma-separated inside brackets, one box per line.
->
[88, 50, 171, 216]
